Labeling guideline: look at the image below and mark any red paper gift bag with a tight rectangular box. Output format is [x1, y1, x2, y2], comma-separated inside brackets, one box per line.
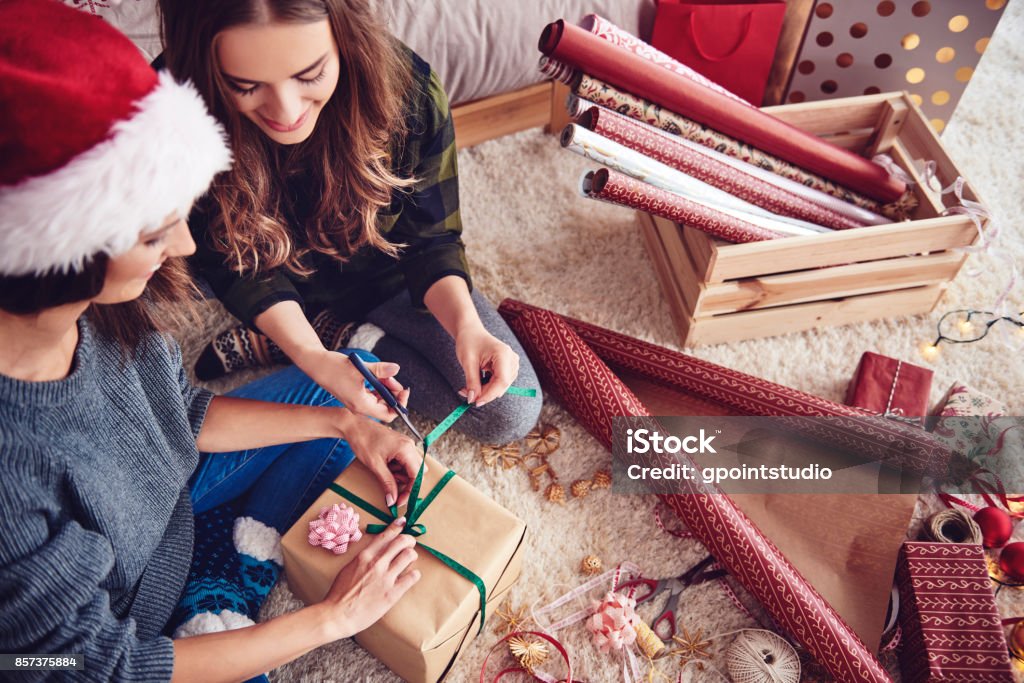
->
[651, 0, 787, 106]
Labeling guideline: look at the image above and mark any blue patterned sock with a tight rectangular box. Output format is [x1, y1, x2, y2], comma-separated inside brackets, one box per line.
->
[169, 500, 282, 640]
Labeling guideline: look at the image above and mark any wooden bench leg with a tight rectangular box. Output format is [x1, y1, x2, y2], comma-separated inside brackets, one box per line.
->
[547, 80, 573, 135]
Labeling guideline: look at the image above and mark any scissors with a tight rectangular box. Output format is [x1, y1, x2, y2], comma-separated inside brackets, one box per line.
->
[617, 555, 726, 640]
[346, 352, 424, 443]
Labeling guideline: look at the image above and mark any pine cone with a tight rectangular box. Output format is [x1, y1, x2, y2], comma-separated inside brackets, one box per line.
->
[545, 482, 566, 505]
[571, 479, 592, 499]
[580, 554, 603, 576]
[592, 468, 612, 489]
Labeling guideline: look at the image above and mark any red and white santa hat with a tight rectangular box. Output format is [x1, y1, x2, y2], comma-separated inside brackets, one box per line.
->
[0, 0, 232, 277]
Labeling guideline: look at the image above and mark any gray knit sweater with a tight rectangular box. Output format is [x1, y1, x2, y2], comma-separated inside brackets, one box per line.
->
[0, 320, 213, 682]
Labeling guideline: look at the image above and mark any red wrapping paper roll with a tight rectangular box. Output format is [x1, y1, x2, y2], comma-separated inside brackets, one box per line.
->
[539, 20, 905, 203]
[583, 168, 784, 244]
[561, 304, 948, 475]
[498, 299, 892, 683]
[581, 106, 865, 231]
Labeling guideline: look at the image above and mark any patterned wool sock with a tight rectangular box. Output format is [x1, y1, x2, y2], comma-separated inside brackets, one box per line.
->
[194, 310, 356, 381]
[170, 500, 284, 639]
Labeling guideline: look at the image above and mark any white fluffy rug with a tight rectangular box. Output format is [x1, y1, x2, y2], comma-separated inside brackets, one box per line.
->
[184, 5, 1022, 681]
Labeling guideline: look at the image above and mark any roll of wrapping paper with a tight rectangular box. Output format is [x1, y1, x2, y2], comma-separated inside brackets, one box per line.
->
[578, 106, 864, 231]
[538, 55, 577, 86]
[539, 20, 906, 203]
[496, 299, 893, 683]
[578, 13, 751, 107]
[556, 305, 949, 475]
[569, 71, 901, 221]
[582, 168, 785, 243]
[562, 124, 824, 236]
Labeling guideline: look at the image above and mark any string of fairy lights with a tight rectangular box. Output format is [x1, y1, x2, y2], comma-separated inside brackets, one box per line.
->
[919, 309, 1024, 362]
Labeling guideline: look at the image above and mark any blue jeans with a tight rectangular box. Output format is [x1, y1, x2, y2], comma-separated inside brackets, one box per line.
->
[187, 351, 376, 531]
[169, 352, 375, 683]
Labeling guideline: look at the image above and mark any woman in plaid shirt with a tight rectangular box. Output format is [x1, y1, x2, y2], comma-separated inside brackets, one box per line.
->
[159, 0, 542, 447]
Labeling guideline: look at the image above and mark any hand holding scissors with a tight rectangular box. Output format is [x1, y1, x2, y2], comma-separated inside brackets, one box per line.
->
[346, 352, 423, 443]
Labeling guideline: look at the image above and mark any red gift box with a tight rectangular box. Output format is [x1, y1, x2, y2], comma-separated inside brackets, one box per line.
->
[846, 352, 933, 424]
[896, 542, 1014, 682]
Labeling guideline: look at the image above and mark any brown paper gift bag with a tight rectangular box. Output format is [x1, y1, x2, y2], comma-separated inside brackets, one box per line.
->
[281, 455, 526, 682]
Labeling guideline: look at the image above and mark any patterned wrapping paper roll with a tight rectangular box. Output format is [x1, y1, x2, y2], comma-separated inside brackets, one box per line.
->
[560, 309, 949, 475]
[571, 72, 898, 220]
[497, 299, 894, 683]
[539, 20, 906, 203]
[538, 55, 577, 86]
[581, 167, 785, 244]
[578, 13, 752, 107]
[562, 124, 824, 236]
[579, 106, 866, 232]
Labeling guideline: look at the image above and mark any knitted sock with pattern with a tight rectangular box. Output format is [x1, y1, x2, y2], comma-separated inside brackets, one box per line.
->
[194, 310, 355, 380]
[169, 500, 283, 639]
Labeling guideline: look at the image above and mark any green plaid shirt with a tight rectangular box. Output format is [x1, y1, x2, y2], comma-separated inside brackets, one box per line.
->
[188, 48, 469, 326]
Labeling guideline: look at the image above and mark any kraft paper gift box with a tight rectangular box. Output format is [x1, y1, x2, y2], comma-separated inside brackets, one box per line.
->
[281, 455, 526, 683]
[896, 542, 1014, 683]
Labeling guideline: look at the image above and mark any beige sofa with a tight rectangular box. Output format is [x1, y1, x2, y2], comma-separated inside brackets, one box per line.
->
[68, 0, 656, 147]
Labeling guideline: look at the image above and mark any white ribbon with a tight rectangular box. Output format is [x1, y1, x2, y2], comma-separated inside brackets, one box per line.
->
[873, 154, 1017, 314]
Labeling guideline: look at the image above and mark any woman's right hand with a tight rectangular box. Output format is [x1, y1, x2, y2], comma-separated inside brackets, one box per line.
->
[320, 516, 421, 640]
[301, 348, 407, 423]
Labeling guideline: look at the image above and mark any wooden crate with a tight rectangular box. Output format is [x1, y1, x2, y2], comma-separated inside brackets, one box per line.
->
[639, 91, 986, 347]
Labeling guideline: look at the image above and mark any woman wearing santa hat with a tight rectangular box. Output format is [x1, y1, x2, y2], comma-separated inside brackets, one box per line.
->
[0, 2, 423, 680]
[156, 0, 543, 445]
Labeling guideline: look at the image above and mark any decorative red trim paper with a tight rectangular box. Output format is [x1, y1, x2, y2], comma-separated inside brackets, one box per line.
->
[538, 20, 906, 203]
[498, 299, 893, 683]
[556, 305, 948, 475]
[581, 106, 865, 231]
[896, 542, 1014, 682]
[583, 168, 784, 243]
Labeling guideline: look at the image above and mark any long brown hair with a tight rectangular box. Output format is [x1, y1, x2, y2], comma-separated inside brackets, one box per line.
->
[89, 258, 199, 351]
[159, 0, 414, 276]
[0, 257, 197, 352]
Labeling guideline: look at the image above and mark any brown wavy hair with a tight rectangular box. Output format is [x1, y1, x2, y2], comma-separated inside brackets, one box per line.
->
[158, 0, 413, 275]
[0, 256, 198, 353]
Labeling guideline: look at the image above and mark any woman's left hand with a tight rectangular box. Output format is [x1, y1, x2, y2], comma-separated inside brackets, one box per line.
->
[341, 412, 424, 508]
[454, 323, 520, 408]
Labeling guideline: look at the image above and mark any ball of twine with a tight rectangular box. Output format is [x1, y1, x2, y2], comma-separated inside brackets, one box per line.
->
[921, 508, 983, 545]
[726, 630, 800, 683]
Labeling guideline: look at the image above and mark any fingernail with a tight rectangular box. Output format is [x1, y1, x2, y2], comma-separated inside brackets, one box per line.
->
[458, 389, 468, 398]
[393, 516, 406, 526]
[467, 391, 476, 404]
[386, 494, 395, 507]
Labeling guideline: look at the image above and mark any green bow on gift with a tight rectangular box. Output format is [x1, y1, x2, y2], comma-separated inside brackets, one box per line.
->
[328, 386, 536, 633]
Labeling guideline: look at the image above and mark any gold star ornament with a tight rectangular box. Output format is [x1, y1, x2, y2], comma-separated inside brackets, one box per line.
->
[669, 627, 713, 666]
[479, 443, 522, 469]
[494, 599, 533, 635]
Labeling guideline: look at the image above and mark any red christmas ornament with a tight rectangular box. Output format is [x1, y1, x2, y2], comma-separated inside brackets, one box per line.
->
[1010, 621, 1024, 661]
[999, 542, 1024, 582]
[974, 506, 1014, 548]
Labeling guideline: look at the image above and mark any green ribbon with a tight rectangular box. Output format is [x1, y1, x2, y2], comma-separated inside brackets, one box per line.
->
[328, 385, 537, 634]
